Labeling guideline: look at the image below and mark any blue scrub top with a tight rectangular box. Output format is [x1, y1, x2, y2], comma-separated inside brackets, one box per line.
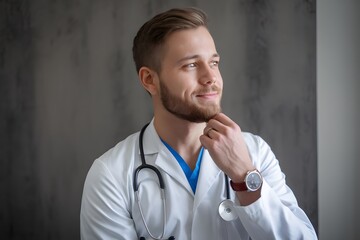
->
[161, 139, 204, 193]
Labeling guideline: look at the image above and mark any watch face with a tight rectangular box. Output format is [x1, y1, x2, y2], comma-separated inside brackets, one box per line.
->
[246, 171, 262, 191]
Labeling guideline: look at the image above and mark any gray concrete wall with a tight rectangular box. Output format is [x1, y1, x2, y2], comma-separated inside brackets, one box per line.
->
[0, 0, 317, 239]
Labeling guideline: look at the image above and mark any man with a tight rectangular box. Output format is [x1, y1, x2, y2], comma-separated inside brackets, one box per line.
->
[81, 7, 317, 239]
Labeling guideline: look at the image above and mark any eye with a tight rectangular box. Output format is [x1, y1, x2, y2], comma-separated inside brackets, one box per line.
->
[210, 60, 219, 67]
[183, 62, 197, 69]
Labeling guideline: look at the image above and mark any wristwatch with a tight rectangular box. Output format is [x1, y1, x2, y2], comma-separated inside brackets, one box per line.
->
[230, 169, 263, 192]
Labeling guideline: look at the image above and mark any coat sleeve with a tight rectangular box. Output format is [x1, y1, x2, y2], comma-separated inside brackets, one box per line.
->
[235, 135, 318, 240]
[80, 159, 137, 240]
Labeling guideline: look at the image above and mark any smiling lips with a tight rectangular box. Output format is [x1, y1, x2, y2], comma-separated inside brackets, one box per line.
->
[195, 85, 222, 101]
[196, 92, 218, 99]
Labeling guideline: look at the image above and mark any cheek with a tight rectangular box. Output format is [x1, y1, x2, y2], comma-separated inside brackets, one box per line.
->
[160, 70, 198, 97]
[167, 76, 192, 92]
[216, 74, 224, 88]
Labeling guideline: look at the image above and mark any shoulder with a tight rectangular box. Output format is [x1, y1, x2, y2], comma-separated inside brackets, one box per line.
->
[242, 132, 268, 150]
[82, 131, 141, 204]
[85, 131, 141, 188]
[242, 132, 277, 170]
[98, 131, 140, 167]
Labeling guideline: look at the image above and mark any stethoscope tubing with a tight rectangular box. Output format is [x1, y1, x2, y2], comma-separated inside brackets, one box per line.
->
[134, 122, 235, 239]
[134, 123, 168, 240]
[133, 123, 165, 192]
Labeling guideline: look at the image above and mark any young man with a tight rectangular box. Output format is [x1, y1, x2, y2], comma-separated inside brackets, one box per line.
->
[81, 7, 317, 239]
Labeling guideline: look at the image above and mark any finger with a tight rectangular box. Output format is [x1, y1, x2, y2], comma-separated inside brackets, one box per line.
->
[206, 128, 216, 138]
[207, 118, 227, 135]
[213, 113, 235, 127]
[204, 127, 218, 140]
[199, 134, 213, 149]
[203, 126, 213, 136]
[211, 113, 242, 134]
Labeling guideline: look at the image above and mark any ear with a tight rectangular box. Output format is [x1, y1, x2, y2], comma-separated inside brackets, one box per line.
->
[138, 66, 158, 95]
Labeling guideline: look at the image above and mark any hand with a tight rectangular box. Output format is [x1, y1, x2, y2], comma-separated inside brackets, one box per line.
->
[199, 113, 254, 183]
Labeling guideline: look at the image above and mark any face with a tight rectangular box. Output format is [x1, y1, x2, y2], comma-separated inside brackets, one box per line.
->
[156, 26, 223, 123]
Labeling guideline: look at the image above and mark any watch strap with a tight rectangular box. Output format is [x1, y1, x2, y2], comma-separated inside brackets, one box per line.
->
[230, 180, 248, 191]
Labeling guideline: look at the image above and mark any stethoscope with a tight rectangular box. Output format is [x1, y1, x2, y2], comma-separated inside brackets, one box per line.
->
[133, 123, 238, 240]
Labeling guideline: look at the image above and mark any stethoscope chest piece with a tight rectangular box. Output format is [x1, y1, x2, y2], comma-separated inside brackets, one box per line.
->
[218, 199, 238, 221]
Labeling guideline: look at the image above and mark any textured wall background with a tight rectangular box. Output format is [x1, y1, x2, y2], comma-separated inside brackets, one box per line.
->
[0, 0, 317, 239]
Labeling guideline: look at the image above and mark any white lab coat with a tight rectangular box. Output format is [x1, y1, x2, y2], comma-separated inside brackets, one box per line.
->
[80, 120, 317, 240]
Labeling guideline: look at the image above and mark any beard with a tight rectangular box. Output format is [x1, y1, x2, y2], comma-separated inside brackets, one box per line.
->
[159, 80, 222, 123]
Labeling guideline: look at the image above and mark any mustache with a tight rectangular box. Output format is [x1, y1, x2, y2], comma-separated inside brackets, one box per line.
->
[194, 86, 221, 95]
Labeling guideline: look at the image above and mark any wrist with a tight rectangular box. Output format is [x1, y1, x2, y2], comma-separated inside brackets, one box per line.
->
[228, 164, 255, 183]
[230, 169, 262, 192]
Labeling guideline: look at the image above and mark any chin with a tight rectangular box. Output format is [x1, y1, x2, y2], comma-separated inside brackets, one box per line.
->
[188, 107, 221, 123]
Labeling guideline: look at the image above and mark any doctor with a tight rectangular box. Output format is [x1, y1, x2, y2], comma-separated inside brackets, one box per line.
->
[80, 7, 317, 240]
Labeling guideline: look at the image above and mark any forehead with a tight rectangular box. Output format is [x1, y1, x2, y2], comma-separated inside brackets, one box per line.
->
[161, 26, 218, 62]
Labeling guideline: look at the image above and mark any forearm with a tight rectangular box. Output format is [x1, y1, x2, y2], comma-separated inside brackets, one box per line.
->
[235, 181, 317, 240]
[236, 188, 261, 206]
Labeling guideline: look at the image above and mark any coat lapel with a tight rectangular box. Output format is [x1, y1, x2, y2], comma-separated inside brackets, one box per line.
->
[141, 120, 194, 195]
[193, 149, 221, 211]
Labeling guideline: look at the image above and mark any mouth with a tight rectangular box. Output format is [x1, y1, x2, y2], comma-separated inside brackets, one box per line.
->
[196, 92, 218, 98]
[194, 86, 222, 101]
[195, 91, 220, 102]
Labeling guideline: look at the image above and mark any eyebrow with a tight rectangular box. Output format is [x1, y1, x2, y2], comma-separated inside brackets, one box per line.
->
[176, 53, 220, 64]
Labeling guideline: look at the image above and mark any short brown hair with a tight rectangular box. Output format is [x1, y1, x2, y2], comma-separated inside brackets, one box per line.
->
[132, 7, 208, 73]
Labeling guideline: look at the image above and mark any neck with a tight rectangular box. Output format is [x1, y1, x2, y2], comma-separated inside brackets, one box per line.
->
[154, 114, 206, 149]
[153, 113, 206, 169]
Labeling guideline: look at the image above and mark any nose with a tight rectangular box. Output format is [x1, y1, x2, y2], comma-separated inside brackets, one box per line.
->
[199, 64, 217, 85]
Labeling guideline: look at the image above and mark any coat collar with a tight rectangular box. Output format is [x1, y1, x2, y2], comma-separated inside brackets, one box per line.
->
[141, 120, 192, 194]
[141, 119, 160, 155]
